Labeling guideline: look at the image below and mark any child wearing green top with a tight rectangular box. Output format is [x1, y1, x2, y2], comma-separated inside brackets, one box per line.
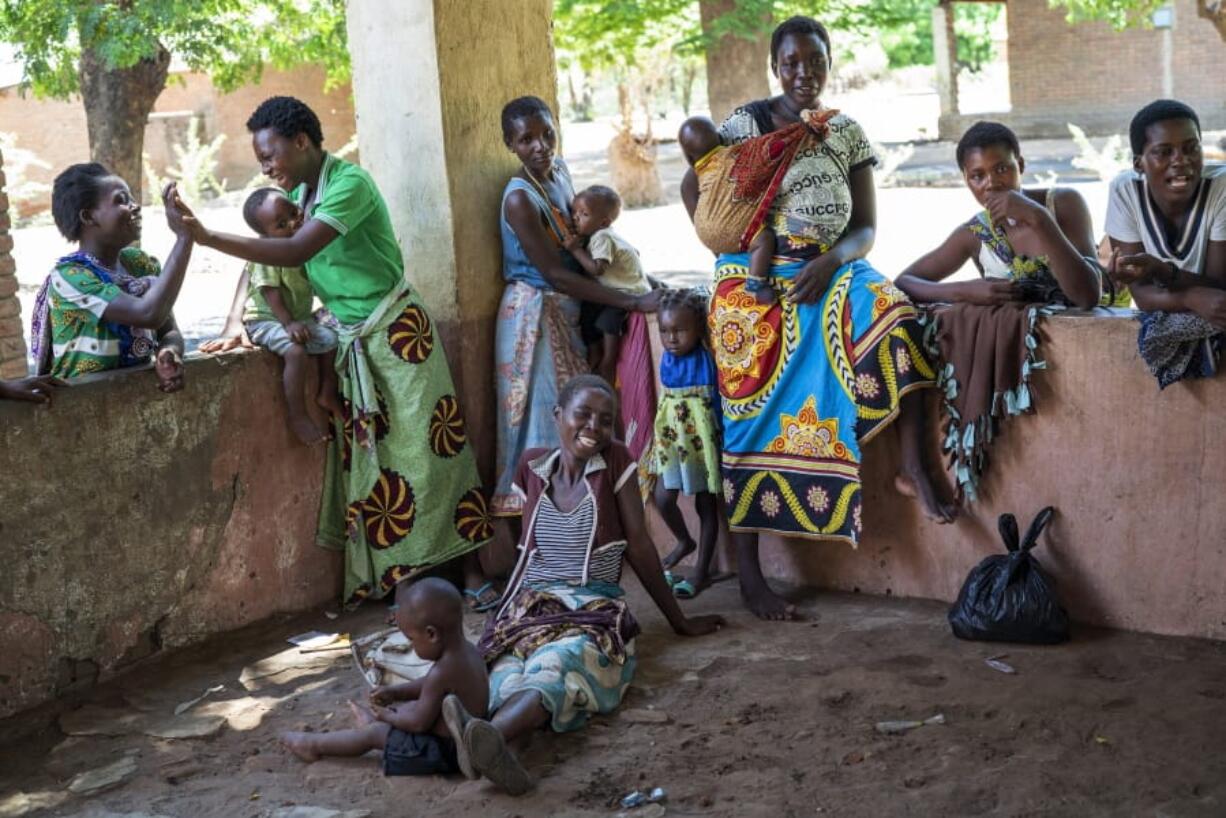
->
[235, 187, 339, 444]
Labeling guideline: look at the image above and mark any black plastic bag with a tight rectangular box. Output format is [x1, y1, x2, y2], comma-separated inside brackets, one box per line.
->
[948, 507, 1069, 644]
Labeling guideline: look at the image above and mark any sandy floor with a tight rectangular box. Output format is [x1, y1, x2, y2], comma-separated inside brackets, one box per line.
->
[3, 578, 1226, 818]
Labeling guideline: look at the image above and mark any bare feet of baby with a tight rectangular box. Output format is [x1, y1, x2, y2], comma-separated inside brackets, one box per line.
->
[280, 731, 321, 763]
[317, 389, 344, 420]
[289, 414, 330, 447]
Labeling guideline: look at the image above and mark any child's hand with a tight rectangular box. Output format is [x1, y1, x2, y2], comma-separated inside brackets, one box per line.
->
[370, 685, 395, 706]
[369, 702, 393, 723]
[199, 332, 253, 354]
[563, 233, 585, 253]
[284, 320, 311, 344]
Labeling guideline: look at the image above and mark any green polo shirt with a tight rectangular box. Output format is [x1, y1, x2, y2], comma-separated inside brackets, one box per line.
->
[292, 153, 404, 324]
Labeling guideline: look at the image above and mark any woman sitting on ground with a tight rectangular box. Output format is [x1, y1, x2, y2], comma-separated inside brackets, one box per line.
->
[440, 374, 723, 795]
[895, 121, 1102, 309]
[30, 165, 192, 392]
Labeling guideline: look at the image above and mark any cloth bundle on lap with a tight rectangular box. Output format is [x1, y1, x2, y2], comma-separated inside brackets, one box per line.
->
[928, 302, 1052, 501]
[692, 108, 839, 254]
[1137, 311, 1222, 389]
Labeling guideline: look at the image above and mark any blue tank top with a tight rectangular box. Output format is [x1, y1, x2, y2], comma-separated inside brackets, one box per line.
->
[659, 346, 718, 389]
[499, 160, 582, 289]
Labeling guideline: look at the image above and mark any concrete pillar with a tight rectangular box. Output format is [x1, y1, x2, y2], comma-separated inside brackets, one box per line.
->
[344, 0, 558, 481]
[0, 148, 27, 379]
[933, 0, 959, 117]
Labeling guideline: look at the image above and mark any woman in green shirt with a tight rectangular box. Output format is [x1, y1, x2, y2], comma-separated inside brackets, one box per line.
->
[177, 96, 495, 609]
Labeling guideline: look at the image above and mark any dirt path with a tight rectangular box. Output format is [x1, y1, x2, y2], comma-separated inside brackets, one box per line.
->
[3, 580, 1226, 817]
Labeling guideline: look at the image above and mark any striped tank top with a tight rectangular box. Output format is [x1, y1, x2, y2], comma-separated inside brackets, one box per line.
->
[521, 494, 625, 586]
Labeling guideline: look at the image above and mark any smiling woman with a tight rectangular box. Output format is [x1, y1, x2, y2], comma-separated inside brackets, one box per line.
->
[1105, 99, 1226, 386]
[29, 163, 193, 392]
[176, 96, 495, 610]
[438, 374, 723, 795]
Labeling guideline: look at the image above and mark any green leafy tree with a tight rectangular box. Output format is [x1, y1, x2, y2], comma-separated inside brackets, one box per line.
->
[0, 0, 349, 203]
[1051, 0, 1226, 41]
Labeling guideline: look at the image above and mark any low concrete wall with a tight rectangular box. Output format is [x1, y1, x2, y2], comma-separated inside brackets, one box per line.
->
[743, 313, 1226, 641]
[3, 312, 1223, 718]
[0, 352, 341, 718]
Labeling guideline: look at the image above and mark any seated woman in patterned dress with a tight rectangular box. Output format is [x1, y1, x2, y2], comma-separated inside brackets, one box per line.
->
[437, 375, 723, 795]
[895, 121, 1103, 309]
[30, 164, 193, 392]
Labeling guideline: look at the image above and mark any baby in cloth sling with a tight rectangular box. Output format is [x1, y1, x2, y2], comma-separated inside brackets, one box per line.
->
[678, 107, 840, 303]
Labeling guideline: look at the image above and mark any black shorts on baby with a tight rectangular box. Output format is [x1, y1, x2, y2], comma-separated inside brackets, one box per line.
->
[382, 728, 460, 777]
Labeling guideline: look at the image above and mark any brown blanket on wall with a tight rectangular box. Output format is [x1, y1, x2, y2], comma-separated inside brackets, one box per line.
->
[926, 302, 1053, 501]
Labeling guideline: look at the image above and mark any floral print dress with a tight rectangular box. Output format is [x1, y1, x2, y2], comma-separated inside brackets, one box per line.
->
[649, 346, 722, 496]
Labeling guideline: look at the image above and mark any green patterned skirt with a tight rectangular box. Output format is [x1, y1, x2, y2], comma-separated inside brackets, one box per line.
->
[317, 285, 491, 605]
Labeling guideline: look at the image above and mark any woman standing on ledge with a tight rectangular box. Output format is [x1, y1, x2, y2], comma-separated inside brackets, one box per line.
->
[177, 96, 495, 610]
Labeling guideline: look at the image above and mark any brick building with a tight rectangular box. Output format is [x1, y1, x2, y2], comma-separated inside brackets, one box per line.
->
[937, 0, 1226, 138]
[0, 65, 355, 215]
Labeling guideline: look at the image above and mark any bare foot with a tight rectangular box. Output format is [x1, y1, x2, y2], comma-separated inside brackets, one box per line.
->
[740, 578, 801, 621]
[661, 539, 697, 570]
[894, 470, 958, 524]
[289, 414, 330, 447]
[281, 731, 321, 763]
[317, 389, 344, 419]
[348, 700, 376, 727]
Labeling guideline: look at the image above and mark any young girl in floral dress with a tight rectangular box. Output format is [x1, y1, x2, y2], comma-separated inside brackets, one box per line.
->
[650, 289, 727, 598]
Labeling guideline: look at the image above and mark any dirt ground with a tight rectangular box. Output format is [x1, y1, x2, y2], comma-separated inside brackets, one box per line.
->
[3, 578, 1226, 818]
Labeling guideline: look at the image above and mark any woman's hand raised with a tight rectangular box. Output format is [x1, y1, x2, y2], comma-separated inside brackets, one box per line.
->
[984, 190, 1047, 230]
[674, 613, 725, 637]
[163, 183, 208, 244]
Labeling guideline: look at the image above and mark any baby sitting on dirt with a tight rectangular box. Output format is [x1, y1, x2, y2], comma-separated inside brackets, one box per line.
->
[280, 578, 488, 777]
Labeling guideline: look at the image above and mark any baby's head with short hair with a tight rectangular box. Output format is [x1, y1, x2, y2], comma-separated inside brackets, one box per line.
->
[242, 187, 303, 239]
[678, 116, 722, 166]
[393, 577, 466, 662]
[572, 185, 622, 238]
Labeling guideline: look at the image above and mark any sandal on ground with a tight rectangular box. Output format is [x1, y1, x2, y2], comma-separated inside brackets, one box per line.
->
[664, 571, 696, 600]
[463, 581, 500, 613]
[442, 694, 477, 780]
[465, 717, 534, 794]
